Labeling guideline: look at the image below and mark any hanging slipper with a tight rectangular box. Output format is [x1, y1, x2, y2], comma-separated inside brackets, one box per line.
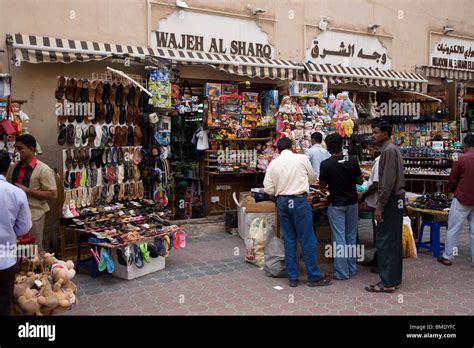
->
[66, 124, 75, 146]
[102, 248, 115, 273]
[98, 248, 108, 272]
[148, 242, 159, 258]
[133, 244, 144, 269]
[90, 246, 101, 265]
[160, 235, 170, 257]
[116, 248, 127, 266]
[139, 243, 151, 263]
[155, 236, 166, 257]
[58, 124, 67, 146]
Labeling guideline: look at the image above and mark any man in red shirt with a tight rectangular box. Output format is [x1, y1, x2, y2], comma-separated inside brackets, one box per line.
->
[438, 133, 474, 266]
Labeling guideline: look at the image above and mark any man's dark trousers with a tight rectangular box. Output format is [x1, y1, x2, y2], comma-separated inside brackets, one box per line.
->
[377, 195, 404, 287]
[0, 264, 16, 315]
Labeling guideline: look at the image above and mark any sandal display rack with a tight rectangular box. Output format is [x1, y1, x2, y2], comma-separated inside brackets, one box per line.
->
[55, 72, 184, 279]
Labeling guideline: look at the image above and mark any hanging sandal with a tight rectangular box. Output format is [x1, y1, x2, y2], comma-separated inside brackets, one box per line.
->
[133, 244, 144, 269]
[98, 248, 108, 272]
[139, 243, 151, 263]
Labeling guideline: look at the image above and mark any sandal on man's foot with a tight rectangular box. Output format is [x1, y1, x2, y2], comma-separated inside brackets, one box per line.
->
[437, 257, 452, 266]
[307, 277, 332, 287]
[365, 282, 396, 293]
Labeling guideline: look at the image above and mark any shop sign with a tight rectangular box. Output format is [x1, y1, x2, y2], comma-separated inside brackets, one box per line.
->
[431, 36, 474, 71]
[305, 31, 392, 69]
[152, 11, 274, 58]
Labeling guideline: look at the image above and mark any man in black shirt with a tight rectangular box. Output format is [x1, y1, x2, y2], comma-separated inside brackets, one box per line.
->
[320, 133, 363, 280]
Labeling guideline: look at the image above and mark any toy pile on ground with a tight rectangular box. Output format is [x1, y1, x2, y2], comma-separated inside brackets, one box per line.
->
[12, 252, 78, 316]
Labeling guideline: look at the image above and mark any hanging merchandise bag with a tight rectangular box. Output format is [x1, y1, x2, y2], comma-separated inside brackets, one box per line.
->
[177, 80, 199, 115]
[263, 231, 287, 278]
[402, 216, 417, 258]
[245, 218, 270, 268]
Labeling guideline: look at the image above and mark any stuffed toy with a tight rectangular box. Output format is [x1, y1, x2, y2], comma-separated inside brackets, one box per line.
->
[334, 115, 344, 137]
[43, 253, 76, 289]
[342, 113, 355, 137]
[282, 123, 292, 139]
[327, 94, 336, 116]
[279, 96, 296, 114]
[304, 121, 314, 143]
[276, 113, 284, 134]
[257, 155, 269, 172]
[334, 93, 344, 118]
[292, 121, 305, 152]
[298, 98, 308, 117]
[14, 273, 43, 316]
[340, 91, 353, 117]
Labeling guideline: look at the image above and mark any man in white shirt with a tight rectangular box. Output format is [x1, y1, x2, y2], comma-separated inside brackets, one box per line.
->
[264, 138, 331, 288]
[358, 141, 380, 270]
[305, 132, 330, 178]
[0, 151, 32, 315]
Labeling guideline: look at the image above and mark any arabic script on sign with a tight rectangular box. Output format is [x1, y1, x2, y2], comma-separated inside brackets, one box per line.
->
[311, 40, 387, 65]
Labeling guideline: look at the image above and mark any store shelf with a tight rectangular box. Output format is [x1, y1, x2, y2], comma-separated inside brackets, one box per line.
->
[402, 157, 450, 160]
[404, 163, 452, 167]
[209, 137, 271, 141]
[405, 173, 450, 178]
[206, 171, 264, 175]
[174, 176, 201, 181]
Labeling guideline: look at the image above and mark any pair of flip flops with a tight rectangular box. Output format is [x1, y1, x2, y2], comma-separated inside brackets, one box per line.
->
[173, 231, 186, 250]
[155, 235, 172, 257]
[117, 246, 134, 267]
[132, 244, 150, 269]
[97, 248, 115, 273]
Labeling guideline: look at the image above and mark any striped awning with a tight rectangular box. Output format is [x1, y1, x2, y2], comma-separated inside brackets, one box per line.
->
[418, 65, 474, 81]
[6, 33, 302, 80]
[303, 62, 427, 92]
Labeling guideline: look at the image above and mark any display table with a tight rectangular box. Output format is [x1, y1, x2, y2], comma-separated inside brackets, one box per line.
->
[406, 206, 449, 240]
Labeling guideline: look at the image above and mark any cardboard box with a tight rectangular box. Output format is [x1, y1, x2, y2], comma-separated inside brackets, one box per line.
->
[316, 225, 332, 242]
[245, 196, 276, 213]
[317, 242, 332, 264]
[110, 247, 165, 280]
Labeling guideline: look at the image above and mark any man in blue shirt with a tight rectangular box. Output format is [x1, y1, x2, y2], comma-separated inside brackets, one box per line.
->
[0, 150, 32, 315]
[305, 132, 330, 179]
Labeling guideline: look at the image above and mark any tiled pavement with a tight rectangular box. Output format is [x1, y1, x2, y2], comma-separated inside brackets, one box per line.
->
[66, 220, 474, 315]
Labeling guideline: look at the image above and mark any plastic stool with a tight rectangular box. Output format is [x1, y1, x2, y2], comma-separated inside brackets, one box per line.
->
[417, 221, 448, 258]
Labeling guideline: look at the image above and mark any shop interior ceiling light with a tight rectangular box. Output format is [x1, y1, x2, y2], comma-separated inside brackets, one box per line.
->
[442, 25, 454, 34]
[368, 24, 380, 34]
[176, 0, 189, 9]
[246, 4, 266, 15]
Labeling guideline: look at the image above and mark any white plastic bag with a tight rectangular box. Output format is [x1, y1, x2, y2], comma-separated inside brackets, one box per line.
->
[245, 218, 271, 268]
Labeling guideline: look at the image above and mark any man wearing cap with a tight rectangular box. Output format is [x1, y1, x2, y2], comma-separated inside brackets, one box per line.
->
[264, 138, 331, 288]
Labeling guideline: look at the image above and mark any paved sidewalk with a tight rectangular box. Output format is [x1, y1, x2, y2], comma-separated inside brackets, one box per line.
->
[67, 220, 474, 315]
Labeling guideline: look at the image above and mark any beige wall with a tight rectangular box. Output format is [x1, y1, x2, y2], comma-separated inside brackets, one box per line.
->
[1, 0, 473, 241]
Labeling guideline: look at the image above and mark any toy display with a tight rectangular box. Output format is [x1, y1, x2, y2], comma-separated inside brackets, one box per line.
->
[149, 69, 171, 108]
[12, 253, 78, 316]
[274, 90, 360, 153]
[205, 83, 222, 97]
